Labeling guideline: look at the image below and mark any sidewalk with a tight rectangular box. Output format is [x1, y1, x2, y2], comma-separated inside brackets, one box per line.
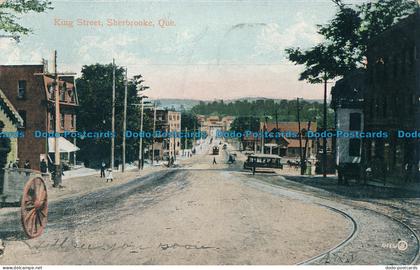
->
[46, 165, 166, 203]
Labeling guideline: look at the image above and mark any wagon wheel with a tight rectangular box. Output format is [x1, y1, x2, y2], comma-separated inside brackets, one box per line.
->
[20, 177, 48, 238]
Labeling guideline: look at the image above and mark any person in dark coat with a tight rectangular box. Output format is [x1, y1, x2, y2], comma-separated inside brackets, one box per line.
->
[40, 159, 48, 173]
[0, 121, 11, 194]
[24, 160, 31, 176]
[100, 161, 106, 178]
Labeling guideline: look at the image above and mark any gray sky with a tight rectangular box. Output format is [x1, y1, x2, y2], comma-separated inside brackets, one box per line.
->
[0, 0, 364, 100]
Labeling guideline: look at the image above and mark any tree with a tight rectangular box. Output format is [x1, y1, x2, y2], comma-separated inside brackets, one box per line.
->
[317, 0, 417, 70]
[0, 0, 52, 40]
[180, 112, 199, 149]
[76, 63, 148, 166]
[230, 116, 259, 150]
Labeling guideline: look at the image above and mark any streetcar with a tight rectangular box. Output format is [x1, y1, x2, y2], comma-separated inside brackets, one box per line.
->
[243, 154, 283, 173]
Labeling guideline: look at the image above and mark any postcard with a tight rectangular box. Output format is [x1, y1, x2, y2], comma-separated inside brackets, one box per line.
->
[0, 0, 419, 268]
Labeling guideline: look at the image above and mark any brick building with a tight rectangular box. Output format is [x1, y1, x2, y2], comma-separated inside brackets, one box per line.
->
[364, 10, 420, 181]
[0, 63, 79, 170]
[149, 109, 181, 161]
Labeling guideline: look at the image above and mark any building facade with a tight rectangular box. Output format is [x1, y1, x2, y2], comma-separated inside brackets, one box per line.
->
[0, 63, 79, 170]
[149, 109, 181, 161]
[0, 89, 24, 164]
[364, 10, 420, 181]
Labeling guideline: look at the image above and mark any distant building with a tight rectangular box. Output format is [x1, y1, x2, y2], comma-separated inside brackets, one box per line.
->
[364, 10, 420, 181]
[255, 121, 318, 158]
[149, 108, 181, 161]
[198, 115, 235, 137]
[0, 63, 79, 170]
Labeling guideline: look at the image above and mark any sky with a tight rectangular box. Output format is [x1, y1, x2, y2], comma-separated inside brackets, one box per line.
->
[0, 0, 365, 100]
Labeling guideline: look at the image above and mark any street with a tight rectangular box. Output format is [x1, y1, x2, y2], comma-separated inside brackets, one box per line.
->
[0, 143, 419, 265]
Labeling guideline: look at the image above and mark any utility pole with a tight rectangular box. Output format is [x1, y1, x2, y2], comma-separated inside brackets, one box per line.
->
[193, 121, 197, 146]
[275, 109, 280, 156]
[260, 121, 264, 154]
[53, 50, 61, 187]
[138, 97, 145, 170]
[151, 104, 156, 164]
[34, 52, 76, 187]
[323, 74, 328, 178]
[297, 98, 304, 176]
[111, 59, 116, 171]
[122, 67, 128, 172]
[184, 127, 188, 155]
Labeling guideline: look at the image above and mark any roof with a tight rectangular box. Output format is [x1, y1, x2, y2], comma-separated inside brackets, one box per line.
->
[0, 89, 24, 127]
[249, 154, 282, 159]
[331, 69, 366, 109]
[284, 138, 303, 148]
[262, 121, 317, 133]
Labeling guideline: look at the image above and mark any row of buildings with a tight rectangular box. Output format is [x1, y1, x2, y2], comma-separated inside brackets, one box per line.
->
[0, 63, 187, 172]
[332, 9, 420, 182]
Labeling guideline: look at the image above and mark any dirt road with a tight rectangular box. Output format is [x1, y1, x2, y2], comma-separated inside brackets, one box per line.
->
[0, 143, 418, 265]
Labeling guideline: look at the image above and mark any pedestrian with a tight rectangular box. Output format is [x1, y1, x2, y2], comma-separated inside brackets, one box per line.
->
[24, 160, 31, 176]
[115, 159, 120, 171]
[106, 168, 113, 183]
[24, 160, 31, 169]
[12, 159, 19, 168]
[100, 161, 106, 178]
[40, 159, 47, 173]
[213, 157, 217, 165]
[0, 121, 11, 194]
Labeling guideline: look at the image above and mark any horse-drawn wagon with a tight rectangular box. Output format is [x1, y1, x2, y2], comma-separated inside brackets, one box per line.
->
[1, 168, 48, 238]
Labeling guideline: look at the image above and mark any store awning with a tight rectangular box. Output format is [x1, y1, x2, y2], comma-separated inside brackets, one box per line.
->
[48, 137, 80, 153]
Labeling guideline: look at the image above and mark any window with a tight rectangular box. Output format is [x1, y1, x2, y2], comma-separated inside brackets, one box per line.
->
[383, 97, 387, 118]
[60, 86, 66, 101]
[349, 139, 361, 157]
[71, 115, 76, 128]
[349, 113, 361, 131]
[18, 110, 26, 128]
[18, 80, 26, 99]
[60, 113, 65, 129]
[49, 113, 54, 130]
[70, 87, 76, 103]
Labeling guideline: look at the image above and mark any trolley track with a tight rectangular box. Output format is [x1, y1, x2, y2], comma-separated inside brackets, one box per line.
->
[240, 174, 420, 265]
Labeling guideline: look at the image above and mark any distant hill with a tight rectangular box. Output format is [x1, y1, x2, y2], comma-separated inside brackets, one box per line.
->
[152, 97, 323, 111]
[151, 99, 201, 111]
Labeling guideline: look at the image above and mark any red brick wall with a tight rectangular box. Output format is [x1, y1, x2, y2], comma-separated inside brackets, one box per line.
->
[0, 65, 47, 170]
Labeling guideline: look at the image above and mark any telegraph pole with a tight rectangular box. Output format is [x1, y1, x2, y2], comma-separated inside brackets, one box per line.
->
[122, 67, 128, 172]
[323, 74, 328, 178]
[297, 98, 304, 175]
[111, 59, 116, 171]
[151, 104, 156, 164]
[34, 52, 76, 187]
[138, 97, 144, 170]
[275, 109, 280, 156]
[184, 127, 188, 155]
[53, 50, 61, 187]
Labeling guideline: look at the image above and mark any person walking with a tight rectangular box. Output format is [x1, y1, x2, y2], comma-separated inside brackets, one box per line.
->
[100, 161, 106, 178]
[213, 157, 217, 165]
[24, 160, 31, 169]
[40, 159, 48, 173]
[106, 168, 113, 183]
[0, 121, 11, 194]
